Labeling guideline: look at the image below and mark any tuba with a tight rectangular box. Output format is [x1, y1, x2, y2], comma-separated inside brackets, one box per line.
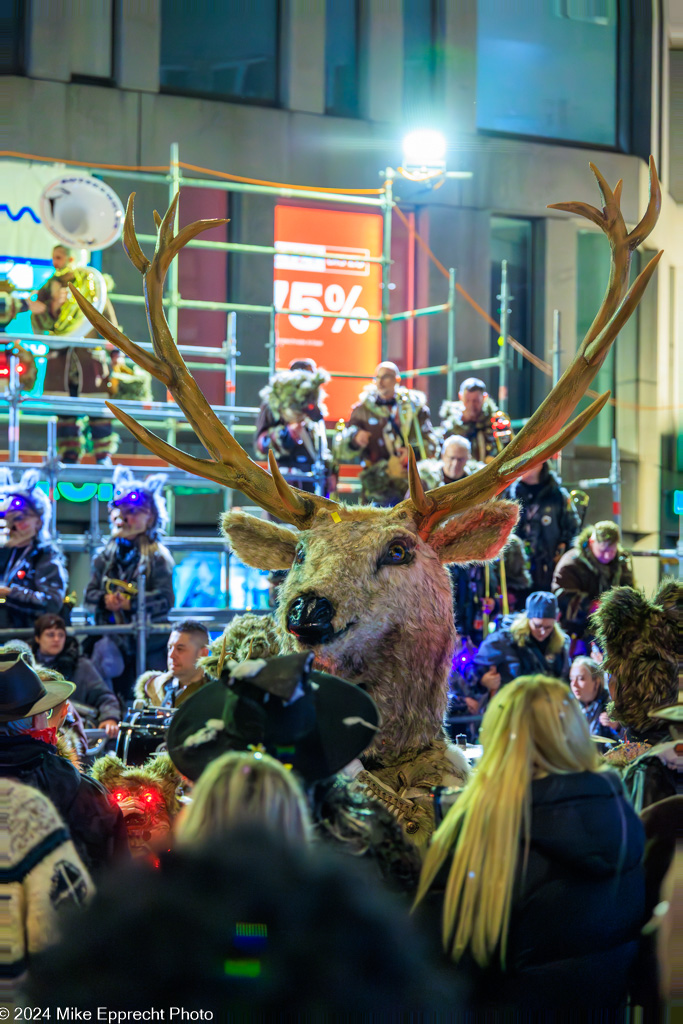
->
[39, 174, 124, 251]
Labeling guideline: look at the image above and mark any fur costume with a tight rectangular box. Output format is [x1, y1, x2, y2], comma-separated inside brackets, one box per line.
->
[334, 384, 439, 506]
[258, 367, 330, 421]
[90, 752, 183, 859]
[438, 395, 512, 463]
[201, 613, 281, 677]
[110, 466, 168, 540]
[592, 578, 681, 736]
[107, 355, 153, 402]
[0, 469, 68, 630]
[0, 778, 93, 996]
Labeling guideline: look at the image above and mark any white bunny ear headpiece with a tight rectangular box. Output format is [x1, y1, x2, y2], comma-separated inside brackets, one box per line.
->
[144, 473, 168, 495]
[0, 468, 54, 544]
[107, 467, 168, 540]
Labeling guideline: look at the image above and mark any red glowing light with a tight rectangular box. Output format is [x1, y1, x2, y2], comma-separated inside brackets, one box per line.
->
[0, 369, 8, 377]
[144, 790, 156, 804]
[112, 789, 126, 802]
[16, 570, 25, 579]
[17, 365, 24, 374]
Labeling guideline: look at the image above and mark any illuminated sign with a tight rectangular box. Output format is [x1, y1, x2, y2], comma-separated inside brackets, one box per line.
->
[35, 481, 113, 503]
[273, 205, 382, 421]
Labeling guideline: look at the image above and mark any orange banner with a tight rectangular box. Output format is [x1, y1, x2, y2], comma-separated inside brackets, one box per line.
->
[273, 205, 382, 421]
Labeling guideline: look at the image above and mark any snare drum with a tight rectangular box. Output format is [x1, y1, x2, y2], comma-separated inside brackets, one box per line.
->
[115, 707, 175, 766]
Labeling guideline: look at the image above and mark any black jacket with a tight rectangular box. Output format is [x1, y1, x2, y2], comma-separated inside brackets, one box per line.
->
[0, 733, 129, 875]
[31, 636, 121, 723]
[507, 469, 580, 592]
[0, 541, 68, 630]
[84, 538, 174, 657]
[423, 771, 646, 1011]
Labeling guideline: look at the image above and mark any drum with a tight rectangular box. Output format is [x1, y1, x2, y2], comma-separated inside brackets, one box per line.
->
[115, 707, 175, 766]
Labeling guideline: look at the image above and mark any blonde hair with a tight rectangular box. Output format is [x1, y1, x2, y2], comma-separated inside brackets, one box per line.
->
[509, 614, 565, 653]
[174, 751, 312, 848]
[415, 676, 600, 968]
[570, 656, 606, 700]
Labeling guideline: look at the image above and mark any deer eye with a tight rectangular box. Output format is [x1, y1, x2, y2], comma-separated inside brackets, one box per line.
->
[382, 542, 411, 566]
[294, 547, 305, 565]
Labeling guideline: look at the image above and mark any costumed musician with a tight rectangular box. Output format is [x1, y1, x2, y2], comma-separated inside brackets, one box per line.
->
[255, 358, 336, 496]
[84, 468, 174, 701]
[334, 361, 439, 507]
[439, 377, 512, 464]
[0, 469, 68, 632]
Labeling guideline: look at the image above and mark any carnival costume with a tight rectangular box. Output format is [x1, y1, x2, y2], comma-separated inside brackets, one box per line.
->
[335, 383, 438, 506]
[84, 468, 174, 698]
[255, 367, 335, 493]
[439, 395, 512, 463]
[0, 469, 68, 631]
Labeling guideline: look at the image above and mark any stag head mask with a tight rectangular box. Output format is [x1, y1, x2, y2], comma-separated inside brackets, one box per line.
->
[71, 163, 661, 754]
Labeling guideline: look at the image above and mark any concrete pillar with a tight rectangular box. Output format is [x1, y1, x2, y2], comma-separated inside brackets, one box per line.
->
[442, 0, 478, 136]
[280, 0, 325, 114]
[543, 217, 578, 375]
[115, 0, 160, 93]
[360, 0, 403, 123]
[25, 0, 71, 82]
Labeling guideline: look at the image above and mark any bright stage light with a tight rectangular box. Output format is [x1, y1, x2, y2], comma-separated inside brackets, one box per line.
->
[401, 130, 447, 176]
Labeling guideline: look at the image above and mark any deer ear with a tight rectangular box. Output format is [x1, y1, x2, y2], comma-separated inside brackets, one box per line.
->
[426, 500, 519, 564]
[221, 509, 298, 570]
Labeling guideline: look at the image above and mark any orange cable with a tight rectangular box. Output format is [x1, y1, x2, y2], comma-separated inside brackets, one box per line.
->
[0, 150, 169, 172]
[394, 204, 681, 411]
[177, 161, 384, 194]
[1, 151, 385, 195]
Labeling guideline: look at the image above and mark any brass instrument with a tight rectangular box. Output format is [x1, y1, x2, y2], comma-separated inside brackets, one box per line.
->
[570, 488, 590, 529]
[104, 577, 138, 598]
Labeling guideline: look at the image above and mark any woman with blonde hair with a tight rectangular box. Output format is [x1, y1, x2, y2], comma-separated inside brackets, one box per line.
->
[415, 675, 646, 1011]
[174, 750, 312, 848]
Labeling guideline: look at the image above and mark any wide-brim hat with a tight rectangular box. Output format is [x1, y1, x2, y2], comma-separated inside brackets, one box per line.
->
[0, 651, 75, 722]
[167, 652, 380, 783]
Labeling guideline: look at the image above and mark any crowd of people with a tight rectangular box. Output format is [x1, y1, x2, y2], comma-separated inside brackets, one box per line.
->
[0, 355, 680, 1016]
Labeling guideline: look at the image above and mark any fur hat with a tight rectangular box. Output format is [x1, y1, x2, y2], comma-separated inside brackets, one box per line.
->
[590, 577, 681, 733]
[0, 468, 54, 544]
[593, 521, 621, 544]
[259, 368, 330, 421]
[109, 466, 168, 540]
[168, 652, 380, 783]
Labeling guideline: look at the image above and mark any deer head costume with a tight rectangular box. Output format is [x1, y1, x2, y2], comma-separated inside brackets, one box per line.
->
[70, 162, 661, 839]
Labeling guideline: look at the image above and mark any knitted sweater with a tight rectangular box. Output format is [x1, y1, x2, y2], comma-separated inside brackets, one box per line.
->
[0, 779, 93, 999]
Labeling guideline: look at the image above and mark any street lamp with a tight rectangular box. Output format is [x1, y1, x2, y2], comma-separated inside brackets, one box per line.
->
[401, 129, 447, 179]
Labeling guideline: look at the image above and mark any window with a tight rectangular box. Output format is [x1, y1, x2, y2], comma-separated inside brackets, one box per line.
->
[160, 0, 279, 105]
[476, 0, 618, 146]
[0, 0, 24, 74]
[670, 51, 683, 202]
[490, 218, 534, 421]
[403, 0, 444, 123]
[325, 0, 359, 116]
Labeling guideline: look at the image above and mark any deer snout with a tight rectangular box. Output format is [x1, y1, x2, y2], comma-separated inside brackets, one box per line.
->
[286, 592, 336, 645]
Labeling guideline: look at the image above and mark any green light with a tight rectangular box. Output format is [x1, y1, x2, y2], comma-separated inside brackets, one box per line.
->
[674, 491, 683, 516]
[98, 482, 114, 501]
[58, 482, 98, 503]
[224, 959, 261, 978]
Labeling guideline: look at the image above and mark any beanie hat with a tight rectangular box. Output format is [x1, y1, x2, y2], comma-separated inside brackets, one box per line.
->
[525, 592, 558, 620]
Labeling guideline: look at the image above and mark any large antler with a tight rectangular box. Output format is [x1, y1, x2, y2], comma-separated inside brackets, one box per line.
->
[398, 158, 662, 537]
[69, 193, 338, 529]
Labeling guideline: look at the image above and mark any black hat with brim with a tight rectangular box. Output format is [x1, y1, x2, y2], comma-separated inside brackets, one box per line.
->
[0, 651, 75, 722]
[167, 652, 380, 783]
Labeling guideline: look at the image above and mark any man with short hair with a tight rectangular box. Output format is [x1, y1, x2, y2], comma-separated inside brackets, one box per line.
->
[552, 521, 634, 645]
[335, 362, 438, 506]
[439, 377, 512, 464]
[134, 620, 210, 708]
